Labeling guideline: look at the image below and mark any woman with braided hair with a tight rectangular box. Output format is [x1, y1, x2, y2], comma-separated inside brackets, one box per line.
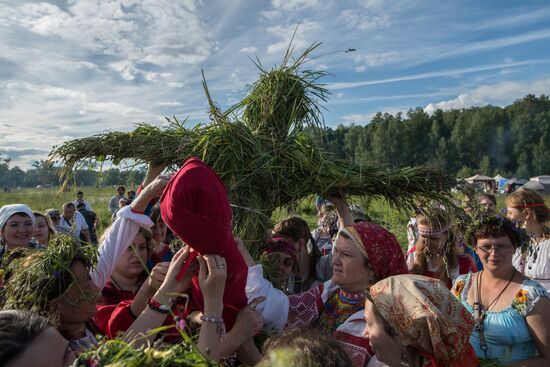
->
[406, 206, 477, 288]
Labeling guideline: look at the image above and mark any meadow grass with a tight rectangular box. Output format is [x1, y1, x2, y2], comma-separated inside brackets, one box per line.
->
[3, 187, 540, 250]
[0, 186, 116, 233]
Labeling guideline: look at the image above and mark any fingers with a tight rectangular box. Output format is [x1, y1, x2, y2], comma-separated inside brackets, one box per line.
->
[198, 255, 207, 282]
[172, 246, 190, 264]
[204, 254, 227, 274]
[248, 296, 265, 311]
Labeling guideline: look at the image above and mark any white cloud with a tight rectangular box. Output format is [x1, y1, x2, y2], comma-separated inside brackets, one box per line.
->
[266, 20, 320, 54]
[424, 78, 550, 114]
[270, 0, 325, 12]
[342, 113, 374, 123]
[1, 1, 214, 80]
[341, 107, 406, 124]
[351, 51, 401, 71]
[340, 9, 391, 31]
[261, 10, 282, 20]
[240, 46, 257, 53]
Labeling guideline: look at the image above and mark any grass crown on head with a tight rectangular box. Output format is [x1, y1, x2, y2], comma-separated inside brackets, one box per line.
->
[1, 234, 98, 326]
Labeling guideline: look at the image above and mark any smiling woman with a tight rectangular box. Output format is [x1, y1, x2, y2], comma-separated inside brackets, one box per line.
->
[0, 204, 40, 257]
[452, 215, 550, 366]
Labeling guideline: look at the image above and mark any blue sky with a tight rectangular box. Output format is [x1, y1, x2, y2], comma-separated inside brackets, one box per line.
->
[1, 0, 550, 169]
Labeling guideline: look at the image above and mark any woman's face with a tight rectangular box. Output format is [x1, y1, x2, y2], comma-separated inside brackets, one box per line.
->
[8, 327, 75, 367]
[505, 207, 525, 225]
[59, 260, 100, 325]
[479, 197, 496, 214]
[332, 235, 374, 292]
[475, 236, 515, 271]
[363, 300, 403, 367]
[151, 220, 167, 246]
[274, 252, 294, 284]
[114, 233, 148, 278]
[1, 214, 33, 248]
[33, 216, 50, 245]
[418, 230, 447, 256]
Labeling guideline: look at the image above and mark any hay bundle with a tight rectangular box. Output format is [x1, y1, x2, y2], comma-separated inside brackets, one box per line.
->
[49, 44, 461, 249]
[235, 43, 327, 139]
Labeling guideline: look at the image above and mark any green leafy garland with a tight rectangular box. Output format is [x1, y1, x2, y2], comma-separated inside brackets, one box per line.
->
[74, 338, 216, 367]
[1, 234, 98, 326]
[463, 214, 530, 254]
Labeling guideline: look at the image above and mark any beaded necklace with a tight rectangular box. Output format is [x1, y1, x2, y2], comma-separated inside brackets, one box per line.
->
[317, 288, 365, 333]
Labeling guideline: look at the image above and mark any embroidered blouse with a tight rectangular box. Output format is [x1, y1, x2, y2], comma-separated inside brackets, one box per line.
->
[406, 248, 477, 288]
[247, 264, 373, 367]
[453, 272, 550, 364]
[513, 238, 550, 292]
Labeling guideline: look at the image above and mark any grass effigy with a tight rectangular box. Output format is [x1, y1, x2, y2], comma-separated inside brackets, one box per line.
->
[49, 43, 461, 253]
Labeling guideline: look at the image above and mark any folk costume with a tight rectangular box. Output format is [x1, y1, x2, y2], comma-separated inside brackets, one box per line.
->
[369, 275, 478, 367]
[247, 222, 408, 367]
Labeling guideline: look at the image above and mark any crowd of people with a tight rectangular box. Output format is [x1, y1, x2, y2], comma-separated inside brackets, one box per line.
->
[0, 158, 549, 367]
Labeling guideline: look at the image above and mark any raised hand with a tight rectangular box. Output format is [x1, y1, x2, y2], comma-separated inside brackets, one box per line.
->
[157, 246, 195, 298]
[198, 254, 227, 316]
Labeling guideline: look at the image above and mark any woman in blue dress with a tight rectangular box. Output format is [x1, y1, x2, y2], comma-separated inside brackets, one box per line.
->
[452, 215, 550, 366]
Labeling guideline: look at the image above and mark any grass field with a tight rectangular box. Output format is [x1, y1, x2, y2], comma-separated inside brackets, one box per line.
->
[1, 187, 413, 246]
[2, 186, 540, 249]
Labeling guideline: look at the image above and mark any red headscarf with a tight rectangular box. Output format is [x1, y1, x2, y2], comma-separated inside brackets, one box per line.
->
[340, 221, 408, 279]
[160, 157, 247, 329]
[263, 237, 298, 263]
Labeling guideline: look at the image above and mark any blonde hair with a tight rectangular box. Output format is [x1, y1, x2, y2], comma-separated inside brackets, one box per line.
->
[506, 189, 550, 224]
[411, 207, 460, 285]
[34, 212, 55, 240]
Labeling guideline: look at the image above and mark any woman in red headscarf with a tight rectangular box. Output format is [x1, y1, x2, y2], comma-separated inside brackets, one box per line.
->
[244, 197, 408, 367]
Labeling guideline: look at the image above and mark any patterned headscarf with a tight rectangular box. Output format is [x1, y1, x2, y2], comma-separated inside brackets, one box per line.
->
[263, 237, 297, 263]
[339, 222, 408, 279]
[369, 275, 477, 365]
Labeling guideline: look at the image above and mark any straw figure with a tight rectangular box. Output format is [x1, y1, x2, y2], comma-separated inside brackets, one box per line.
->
[49, 43, 458, 252]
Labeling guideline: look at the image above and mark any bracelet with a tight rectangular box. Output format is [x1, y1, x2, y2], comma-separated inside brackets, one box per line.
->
[200, 315, 226, 338]
[200, 315, 223, 323]
[147, 297, 170, 314]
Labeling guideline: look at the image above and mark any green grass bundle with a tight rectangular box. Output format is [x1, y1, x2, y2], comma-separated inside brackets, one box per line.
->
[1, 234, 97, 325]
[74, 339, 216, 367]
[49, 43, 463, 250]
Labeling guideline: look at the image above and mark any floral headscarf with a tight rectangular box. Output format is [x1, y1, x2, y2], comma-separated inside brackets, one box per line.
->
[369, 274, 477, 366]
[340, 222, 408, 279]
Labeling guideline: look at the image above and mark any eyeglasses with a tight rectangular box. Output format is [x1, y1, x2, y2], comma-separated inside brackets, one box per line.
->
[477, 244, 514, 254]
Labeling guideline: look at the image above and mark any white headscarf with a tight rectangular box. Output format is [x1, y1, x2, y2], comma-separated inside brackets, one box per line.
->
[0, 204, 36, 231]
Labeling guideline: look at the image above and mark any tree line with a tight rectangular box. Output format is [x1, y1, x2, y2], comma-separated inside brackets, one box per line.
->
[2, 94, 549, 188]
[307, 94, 550, 179]
[0, 160, 146, 189]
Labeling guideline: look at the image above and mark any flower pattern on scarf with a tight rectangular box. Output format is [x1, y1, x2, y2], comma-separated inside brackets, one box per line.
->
[370, 274, 476, 364]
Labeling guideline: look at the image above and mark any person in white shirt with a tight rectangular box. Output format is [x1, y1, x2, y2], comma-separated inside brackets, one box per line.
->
[60, 202, 91, 244]
[73, 190, 93, 211]
[109, 186, 126, 215]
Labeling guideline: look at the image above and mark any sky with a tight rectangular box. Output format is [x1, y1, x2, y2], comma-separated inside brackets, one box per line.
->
[1, 0, 550, 169]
